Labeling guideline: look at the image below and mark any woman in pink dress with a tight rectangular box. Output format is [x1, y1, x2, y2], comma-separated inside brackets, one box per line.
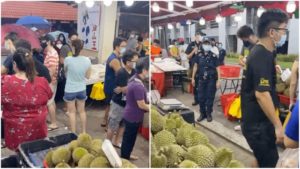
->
[1, 48, 52, 150]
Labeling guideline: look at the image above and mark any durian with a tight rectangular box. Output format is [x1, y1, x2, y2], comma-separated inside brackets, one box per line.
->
[153, 130, 176, 149]
[77, 133, 92, 149]
[55, 162, 70, 168]
[121, 159, 137, 168]
[72, 147, 88, 163]
[179, 160, 198, 168]
[151, 108, 166, 134]
[160, 144, 185, 167]
[184, 145, 215, 168]
[89, 156, 111, 168]
[184, 130, 209, 147]
[151, 153, 167, 168]
[78, 153, 95, 168]
[52, 147, 71, 165]
[227, 160, 245, 168]
[215, 147, 233, 167]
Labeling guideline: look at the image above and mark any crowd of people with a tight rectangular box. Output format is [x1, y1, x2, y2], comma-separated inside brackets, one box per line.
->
[1, 28, 149, 158]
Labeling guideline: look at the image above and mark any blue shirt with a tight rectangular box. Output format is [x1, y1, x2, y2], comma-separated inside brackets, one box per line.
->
[285, 100, 299, 142]
[104, 53, 120, 96]
[64, 56, 91, 93]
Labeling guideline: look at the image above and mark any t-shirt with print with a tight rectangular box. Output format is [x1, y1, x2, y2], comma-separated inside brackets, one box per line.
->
[123, 75, 147, 123]
[112, 68, 135, 107]
[241, 44, 279, 125]
[44, 47, 59, 84]
[64, 56, 91, 93]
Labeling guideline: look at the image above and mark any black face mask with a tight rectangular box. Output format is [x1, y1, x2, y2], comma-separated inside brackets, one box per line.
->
[41, 43, 47, 49]
[243, 40, 251, 48]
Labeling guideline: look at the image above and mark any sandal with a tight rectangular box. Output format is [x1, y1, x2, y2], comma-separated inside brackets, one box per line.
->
[130, 155, 139, 160]
[48, 125, 59, 131]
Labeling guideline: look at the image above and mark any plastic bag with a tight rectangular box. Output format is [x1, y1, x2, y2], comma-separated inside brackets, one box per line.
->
[276, 148, 299, 168]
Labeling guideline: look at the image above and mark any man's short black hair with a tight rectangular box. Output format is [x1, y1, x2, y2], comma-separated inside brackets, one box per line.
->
[122, 50, 139, 65]
[5, 32, 18, 42]
[153, 39, 160, 44]
[68, 32, 78, 39]
[136, 57, 149, 74]
[113, 37, 127, 50]
[237, 25, 254, 39]
[137, 36, 143, 42]
[14, 39, 31, 51]
[257, 9, 289, 38]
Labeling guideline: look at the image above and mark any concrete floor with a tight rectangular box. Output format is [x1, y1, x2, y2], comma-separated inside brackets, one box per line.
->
[162, 87, 284, 167]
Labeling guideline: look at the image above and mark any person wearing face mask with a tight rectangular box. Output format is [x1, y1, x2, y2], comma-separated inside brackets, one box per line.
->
[102, 37, 128, 127]
[126, 32, 138, 52]
[185, 31, 206, 106]
[2, 32, 18, 75]
[192, 40, 220, 122]
[41, 34, 60, 131]
[237, 25, 259, 67]
[217, 42, 226, 65]
[240, 9, 289, 167]
[106, 50, 139, 149]
[137, 36, 146, 58]
[121, 57, 149, 160]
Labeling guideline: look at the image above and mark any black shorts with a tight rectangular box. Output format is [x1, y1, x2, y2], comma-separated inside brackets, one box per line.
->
[241, 121, 279, 167]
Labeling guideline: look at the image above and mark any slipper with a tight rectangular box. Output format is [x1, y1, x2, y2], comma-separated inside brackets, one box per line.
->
[130, 155, 139, 161]
[48, 126, 59, 131]
[112, 143, 122, 149]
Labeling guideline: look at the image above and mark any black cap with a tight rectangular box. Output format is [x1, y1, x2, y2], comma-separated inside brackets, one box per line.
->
[196, 30, 206, 36]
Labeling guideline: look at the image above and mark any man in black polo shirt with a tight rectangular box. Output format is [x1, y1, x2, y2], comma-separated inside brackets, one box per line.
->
[185, 31, 206, 106]
[241, 9, 289, 167]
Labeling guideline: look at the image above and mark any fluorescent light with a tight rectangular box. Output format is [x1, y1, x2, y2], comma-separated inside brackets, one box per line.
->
[125, 0, 134, 7]
[186, 20, 191, 25]
[150, 27, 154, 33]
[286, 1, 296, 13]
[85, 0, 94, 8]
[257, 6, 265, 17]
[215, 14, 222, 23]
[74, 0, 83, 4]
[167, 23, 174, 29]
[168, 1, 174, 11]
[199, 17, 205, 25]
[186, 0, 193, 8]
[234, 14, 242, 22]
[158, 26, 163, 30]
[103, 0, 112, 7]
[152, 2, 160, 12]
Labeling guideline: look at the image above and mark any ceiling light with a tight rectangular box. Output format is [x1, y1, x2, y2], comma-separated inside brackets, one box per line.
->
[234, 14, 242, 22]
[215, 14, 222, 23]
[168, 1, 174, 11]
[75, 0, 83, 4]
[257, 6, 265, 17]
[167, 23, 174, 29]
[152, 2, 160, 12]
[125, 0, 134, 7]
[103, 0, 112, 7]
[186, 0, 193, 8]
[186, 20, 191, 25]
[286, 1, 296, 13]
[199, 17, 205, 25]
[85, 0, 94, 8]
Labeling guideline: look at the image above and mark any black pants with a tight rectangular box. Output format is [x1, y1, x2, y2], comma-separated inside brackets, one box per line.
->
[121, 119, 141, 159]
[198, 78, 217, 116]
[241, 122, 279, 167]
[193, 74, 200, 103]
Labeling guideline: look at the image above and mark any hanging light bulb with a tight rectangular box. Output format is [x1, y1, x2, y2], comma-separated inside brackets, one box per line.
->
[103, 0, 112, 7]
[158, 26, 163, 30]
[257, 6, 265, 17]
[167, 23, 174, 30]
[168, 1, 174, 11]
[152, 2, 160, 12]
[286, 1, 296, 13]
[215, 14, 222, 23]
[186, 20, 191, 25]
[125, 0, 134, 7]
[186, 0, 193, 7]
[176, 22, 181, 28]
[234, 13, 242, 22]
[150, 27, 154, 33]
[85, 0, 95, 8]
[199, 17, 205, 25]
[75, 0, 83, 4]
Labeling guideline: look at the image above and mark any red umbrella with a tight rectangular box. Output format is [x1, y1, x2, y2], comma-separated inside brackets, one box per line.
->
[1, 24, 41, 49]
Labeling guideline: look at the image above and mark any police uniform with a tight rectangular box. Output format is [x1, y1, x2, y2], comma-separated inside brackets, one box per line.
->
[185, 41, 203, 104]
[196, 50, 219, 121]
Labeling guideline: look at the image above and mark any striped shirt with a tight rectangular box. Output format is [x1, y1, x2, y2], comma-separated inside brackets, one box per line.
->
[44, 47, 59, 84]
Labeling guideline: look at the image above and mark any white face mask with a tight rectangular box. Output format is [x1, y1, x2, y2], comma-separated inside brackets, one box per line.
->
[120, 47, 126, 56]
[56, 44, 63, 49]
[132, 62, 136, 69]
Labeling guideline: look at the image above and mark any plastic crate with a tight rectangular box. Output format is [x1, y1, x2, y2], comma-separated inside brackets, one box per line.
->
[278, 94, 296, 106]
[220, 93, 239, 117]
[219, 65, 241, 78]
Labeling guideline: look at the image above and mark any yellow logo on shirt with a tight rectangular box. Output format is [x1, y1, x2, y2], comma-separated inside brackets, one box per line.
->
[259, 78, 270, 87]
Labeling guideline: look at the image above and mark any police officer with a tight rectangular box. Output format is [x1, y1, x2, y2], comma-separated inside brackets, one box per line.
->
[192, 39, 220, 122]
[185, 31, 206, 106]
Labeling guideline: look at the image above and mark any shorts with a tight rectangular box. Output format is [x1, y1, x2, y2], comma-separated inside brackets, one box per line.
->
[241, 121, 279, 167]
[47, 83, 58, 105]
[63, 90, 87, 102]
[108, 101, 125, 131]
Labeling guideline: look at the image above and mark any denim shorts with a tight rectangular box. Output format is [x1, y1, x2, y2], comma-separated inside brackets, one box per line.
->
[64, 90, 87, 102]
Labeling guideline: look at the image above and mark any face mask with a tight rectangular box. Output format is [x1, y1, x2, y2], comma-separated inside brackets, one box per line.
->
[41, 43, 47, 49]
[132, 62, 136, 69]
[59, 37, 64, 41]
[56, 44, 63, 49]
[120, 47, 126, 56]
[202, 45, 212, 52]
[243, 41, 251, 48]
[275, 34, 287, 47]
[144, 72, 149, 79]
[218, 44, 223, 49]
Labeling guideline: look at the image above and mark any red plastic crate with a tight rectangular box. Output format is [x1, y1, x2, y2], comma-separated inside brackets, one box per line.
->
[219, 65, 241, 78]
[278, 94, 296, 106]
[220, 93, 239, 117]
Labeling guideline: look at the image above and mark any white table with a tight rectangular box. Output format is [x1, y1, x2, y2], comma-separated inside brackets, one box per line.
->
[85, 64, 106, 85]
[152, 59, 187, 72]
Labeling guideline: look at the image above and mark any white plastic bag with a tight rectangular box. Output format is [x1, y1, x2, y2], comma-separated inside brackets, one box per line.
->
[281, 68, 291, 82]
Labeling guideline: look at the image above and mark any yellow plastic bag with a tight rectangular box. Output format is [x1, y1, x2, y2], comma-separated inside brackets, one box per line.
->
[90, 82, 106, 100]
[228, 96, 242, 119]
